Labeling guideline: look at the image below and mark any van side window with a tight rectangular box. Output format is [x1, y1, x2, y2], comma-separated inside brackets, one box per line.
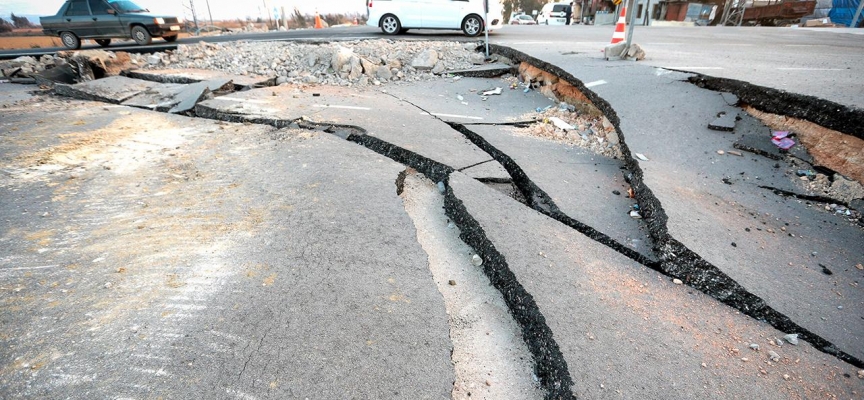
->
[88, 0, 111, 15]
[65, 0, 92, 16]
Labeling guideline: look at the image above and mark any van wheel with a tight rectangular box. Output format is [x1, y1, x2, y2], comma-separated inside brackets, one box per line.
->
[60, 32, 81, 50]
[462, 14, 483, 36]
[380, 14, 401, 35]
[95, 39, 111, 47]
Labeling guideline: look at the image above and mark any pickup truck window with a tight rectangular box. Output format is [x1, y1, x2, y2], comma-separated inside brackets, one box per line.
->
[65, 0, 91, 16]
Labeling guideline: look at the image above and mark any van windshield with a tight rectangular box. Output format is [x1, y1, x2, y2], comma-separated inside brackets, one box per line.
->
[552, 5, 567, 12]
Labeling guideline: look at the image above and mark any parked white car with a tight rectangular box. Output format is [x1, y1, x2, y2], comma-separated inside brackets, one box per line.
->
[366, 0, 504, 37]
[536, 2, 571, 25]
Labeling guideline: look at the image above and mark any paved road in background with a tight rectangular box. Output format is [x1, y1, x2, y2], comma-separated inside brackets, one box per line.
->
[3, 25, 862, 107]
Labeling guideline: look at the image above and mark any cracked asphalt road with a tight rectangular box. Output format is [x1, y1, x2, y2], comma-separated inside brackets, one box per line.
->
[2, 37, 863, 399]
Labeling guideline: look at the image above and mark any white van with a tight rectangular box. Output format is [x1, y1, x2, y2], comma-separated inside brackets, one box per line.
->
[366, 0, 504, 37]
[536, 2, 571, 25]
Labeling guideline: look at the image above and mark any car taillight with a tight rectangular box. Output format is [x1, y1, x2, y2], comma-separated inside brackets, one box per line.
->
[368, 1, 372, 7]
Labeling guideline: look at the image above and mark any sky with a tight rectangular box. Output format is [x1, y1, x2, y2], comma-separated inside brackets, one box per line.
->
[0, 0, 367, 21]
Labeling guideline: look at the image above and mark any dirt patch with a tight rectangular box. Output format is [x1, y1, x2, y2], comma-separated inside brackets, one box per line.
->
[0, 35, 61, 50]
[745, 106, 864, 185]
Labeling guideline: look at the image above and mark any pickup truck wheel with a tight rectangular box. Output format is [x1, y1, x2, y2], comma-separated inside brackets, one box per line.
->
[131, 25, 153, 46]
[164, 35, 178, 43]
[60, 32, 81, 50]
[95, 39, 111, 47]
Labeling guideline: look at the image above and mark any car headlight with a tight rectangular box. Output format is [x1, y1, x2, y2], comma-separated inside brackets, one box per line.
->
[154, 18, 165, 25]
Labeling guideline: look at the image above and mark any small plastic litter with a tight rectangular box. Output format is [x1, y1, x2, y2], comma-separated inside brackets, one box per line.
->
[437, 181, 446, 194]
[481, 87, 502, 96]
[457, 94, 464, 101]
[771, 131, 795, 150]
[471, 254, 483, 266]
[629, 210, 642, 219]
[536, 105, 553, 113]
[772, 137, 795, 150]
[523, 88, 530, 93]
[549, 117, 575, 131]
[634, 153, 649, 161]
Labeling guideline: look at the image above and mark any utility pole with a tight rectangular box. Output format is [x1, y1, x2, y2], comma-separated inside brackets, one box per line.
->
[205, 0, 214, 26]
[624, 0, 637, 52]
[184, 0, 199, 33]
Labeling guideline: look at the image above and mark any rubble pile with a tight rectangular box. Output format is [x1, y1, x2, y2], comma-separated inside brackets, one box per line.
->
[515, 98, 623, 159]
[137, 39, 490, 86]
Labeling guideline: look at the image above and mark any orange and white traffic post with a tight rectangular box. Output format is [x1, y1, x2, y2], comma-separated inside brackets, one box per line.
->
[610, 6, 627, 44]
[314, 12, 324, 29]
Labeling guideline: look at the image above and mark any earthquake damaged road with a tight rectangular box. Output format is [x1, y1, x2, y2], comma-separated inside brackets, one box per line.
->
[1, 39, 862, 399]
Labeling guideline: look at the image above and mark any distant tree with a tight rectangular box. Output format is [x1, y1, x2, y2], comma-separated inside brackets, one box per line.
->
[0, 17, 12, 33]
[291, 7, 306, 28]
[10, 13, 34, 29]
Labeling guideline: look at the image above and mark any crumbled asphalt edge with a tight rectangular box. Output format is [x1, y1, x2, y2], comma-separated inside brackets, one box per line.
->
[487, 44, 864, 369]
[687, 74, 864, 140]
[442, 181, 574, 400]
[193, 99, 574, 398]
[758, 185, 850, 208]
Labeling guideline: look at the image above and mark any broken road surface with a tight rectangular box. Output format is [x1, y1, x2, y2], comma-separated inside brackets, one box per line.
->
[1, 39, 862, 399]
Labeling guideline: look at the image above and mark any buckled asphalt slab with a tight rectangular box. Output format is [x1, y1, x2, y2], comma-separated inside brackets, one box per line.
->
[0, 98, 453, 398]
[383, 77, 555, 125]
[448, 171, 861, 399]
[467, 123, 657, 262]
[498, 46, 864, 363]
[194, 84, 506, 175]
[54, 75, 163, 104]
[125, 68, 276, 90]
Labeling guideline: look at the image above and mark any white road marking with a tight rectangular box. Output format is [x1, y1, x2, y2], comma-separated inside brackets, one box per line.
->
[312, 104, 371, 110]
[666, 67, 724, 70]
[421, 112, 483, 120]
[508, 41, 555, 45]
[776, 67, 847, 71]
[584, 80, 607, 88]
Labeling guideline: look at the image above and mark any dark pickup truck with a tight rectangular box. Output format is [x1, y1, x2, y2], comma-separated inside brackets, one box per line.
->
[40, 0, 184, 49]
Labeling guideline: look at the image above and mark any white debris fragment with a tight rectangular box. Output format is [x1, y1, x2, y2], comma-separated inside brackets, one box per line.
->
[634, 153, 649, 161]
[481, 87, 502, 96]
[629, 210, 642, 219]
[549, 117, 575, 131]
[471, 254, 483, 266]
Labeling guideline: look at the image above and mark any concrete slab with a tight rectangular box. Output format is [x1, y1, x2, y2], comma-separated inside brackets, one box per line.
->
[448, 171, 862, 399]
[468, 124, 656, 260]
[195, 85, 495, 171]
[54, 75, 162, 104]
[734, 134, 784, 160]
[0, 103, 454, 398]
[125, 68, 275, 89]
[385, 77, 555, 124]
